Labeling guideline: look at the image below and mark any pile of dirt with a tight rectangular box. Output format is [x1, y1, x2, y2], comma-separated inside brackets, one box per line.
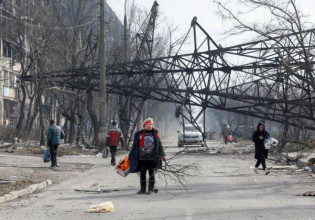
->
[0, 179, 36, 196]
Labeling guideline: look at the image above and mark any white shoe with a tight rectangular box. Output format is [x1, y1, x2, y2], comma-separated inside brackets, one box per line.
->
[254, 167, 259, 174]
[265, 169, 270, 175]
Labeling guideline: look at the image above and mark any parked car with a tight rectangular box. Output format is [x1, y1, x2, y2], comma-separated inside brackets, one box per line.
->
[177, 124, 204, 147]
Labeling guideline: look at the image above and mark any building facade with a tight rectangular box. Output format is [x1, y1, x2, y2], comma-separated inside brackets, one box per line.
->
[0, 0, 21, 126]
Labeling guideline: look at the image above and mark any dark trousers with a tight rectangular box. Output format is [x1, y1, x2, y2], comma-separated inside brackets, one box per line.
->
[109, 146, 117, 164]
[50, 144, 59, 166]
[139, 160, 155, 192]
[255, 154, 266, 170]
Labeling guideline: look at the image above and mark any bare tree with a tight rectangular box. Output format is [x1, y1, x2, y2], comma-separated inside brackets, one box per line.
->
[213, 0, 315, 149]
[214, 0, 315, 89]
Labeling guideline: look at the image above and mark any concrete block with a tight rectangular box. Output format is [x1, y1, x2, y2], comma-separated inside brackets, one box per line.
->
[9, 190, 21, 197]
[0, 196, 6, 203]
[28, 185, 38, 192]
[0, 179, 53, 204]
[3, 194, 14, 201]
[8, 193, 18, 200]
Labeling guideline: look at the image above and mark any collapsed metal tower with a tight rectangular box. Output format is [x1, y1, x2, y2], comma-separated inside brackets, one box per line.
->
[22, 4, 315, 144]
[107, 17, 315, 132]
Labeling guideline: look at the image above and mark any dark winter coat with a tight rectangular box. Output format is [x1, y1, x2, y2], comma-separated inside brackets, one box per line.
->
[252, 122, 270, 159]
[222, 124, 231, 138]
[46, 124, 65, 146]
[129, 129, 165, 173]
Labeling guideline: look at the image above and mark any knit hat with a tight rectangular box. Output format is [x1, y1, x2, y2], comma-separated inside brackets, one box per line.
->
[140, 118, 160, 148]
[142, 118, 154, 128]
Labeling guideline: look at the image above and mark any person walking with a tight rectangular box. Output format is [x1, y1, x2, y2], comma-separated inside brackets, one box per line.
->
[46, 120, 65, 168]
[105, 120, 125, 166]
[252, 122, 270, 175]
[129, 118, 166, 195]
[222, 123, 232, 144]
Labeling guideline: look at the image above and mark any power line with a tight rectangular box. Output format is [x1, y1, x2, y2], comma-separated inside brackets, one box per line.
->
[0, 14, 98, 30]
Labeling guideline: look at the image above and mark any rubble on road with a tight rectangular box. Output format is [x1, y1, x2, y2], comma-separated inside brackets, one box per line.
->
[298, 191, 315, 196]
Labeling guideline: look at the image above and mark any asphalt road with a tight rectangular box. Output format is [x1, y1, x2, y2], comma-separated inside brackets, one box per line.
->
[0, 142, 315, 220]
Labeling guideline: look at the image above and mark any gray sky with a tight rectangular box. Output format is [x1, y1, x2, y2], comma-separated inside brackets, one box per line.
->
[107, 0, 315, 49]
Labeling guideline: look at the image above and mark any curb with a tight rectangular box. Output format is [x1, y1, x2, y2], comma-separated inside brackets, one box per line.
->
[0, 180, 52, 204]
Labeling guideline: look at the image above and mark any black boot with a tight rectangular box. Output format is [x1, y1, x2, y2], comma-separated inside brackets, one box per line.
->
[137, 181, 146, 194]
[147, 180, 155, 194]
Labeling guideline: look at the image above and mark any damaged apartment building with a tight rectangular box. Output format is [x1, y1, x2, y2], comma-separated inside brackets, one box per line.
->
[0, 0, 21, 126]
[0, 0, 54, 128]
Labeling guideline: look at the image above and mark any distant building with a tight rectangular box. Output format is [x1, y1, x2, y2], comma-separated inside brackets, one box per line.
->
[0, 0, 123, 128]
[0, 0, 22, 126]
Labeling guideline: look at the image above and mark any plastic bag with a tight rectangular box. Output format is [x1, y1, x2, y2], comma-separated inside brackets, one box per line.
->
[43, 149, 51, 163]
[87, 201, 115, 213]
[102, 147, 109, 158]
[264, 137, 278, 150]
[269, 137, 279, 146]
[227, 135, 233, 142]
[264, 138, 271, 149]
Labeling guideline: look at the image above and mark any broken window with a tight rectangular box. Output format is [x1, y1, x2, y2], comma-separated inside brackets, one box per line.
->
[3, 41, 12, 58]
[4, 71, 9, 86]
[9, 72, 14, 87]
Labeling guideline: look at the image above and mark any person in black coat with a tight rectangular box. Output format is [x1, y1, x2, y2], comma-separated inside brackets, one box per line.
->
[252, 122, 270, 175]
[129, 118, 166, 195]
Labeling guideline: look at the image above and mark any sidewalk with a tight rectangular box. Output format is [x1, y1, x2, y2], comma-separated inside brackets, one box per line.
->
[0, 145, 315, 220]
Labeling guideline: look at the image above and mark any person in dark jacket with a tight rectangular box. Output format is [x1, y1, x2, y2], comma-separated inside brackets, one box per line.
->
[105, 120, 125, 166]
[129, 118, 166, 195]
[252, 122, 270, 175]
[222, 123, 232, 144]
[46, 120, 65, 168]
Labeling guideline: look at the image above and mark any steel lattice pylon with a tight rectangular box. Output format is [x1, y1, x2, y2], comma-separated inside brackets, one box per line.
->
[22, 16, 315, 142]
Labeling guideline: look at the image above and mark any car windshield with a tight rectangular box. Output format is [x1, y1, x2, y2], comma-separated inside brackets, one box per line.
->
[184, 125, 201, 132]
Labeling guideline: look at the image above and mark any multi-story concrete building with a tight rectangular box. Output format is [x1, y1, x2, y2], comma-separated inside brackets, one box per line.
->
[0, 0, 123, 132]
[0, 0, 21, 126]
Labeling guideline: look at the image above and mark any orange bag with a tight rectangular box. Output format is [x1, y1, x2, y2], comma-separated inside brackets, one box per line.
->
[227, 135, 233, 142]
[117, 156, 130, 177]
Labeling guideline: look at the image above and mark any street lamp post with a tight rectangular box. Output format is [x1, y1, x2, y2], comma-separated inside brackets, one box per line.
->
[124, 0, 128, 62]
[98, 0, 107, 153]
[119, 0, 129, 144]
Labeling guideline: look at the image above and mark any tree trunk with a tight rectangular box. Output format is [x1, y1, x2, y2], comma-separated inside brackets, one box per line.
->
[24, 94, 34, 135]
[16, 84, 27, 137]
[37, 89, 46, 146]
[68, 110, 75, 144]
[62, 120, 68, 143]
[87, 88, 99, 145]
[27, 95, 39, 137]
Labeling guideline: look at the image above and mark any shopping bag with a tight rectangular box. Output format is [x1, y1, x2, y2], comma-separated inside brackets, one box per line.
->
[264, 137, 278, 149]
[264, 138, 271, 149]
[227, 135, 233, 142]
[269, 137, 279, 146]
[116, 156, 130, 177]
[43, 149, 51, 163]
[102, 147, 109, 158]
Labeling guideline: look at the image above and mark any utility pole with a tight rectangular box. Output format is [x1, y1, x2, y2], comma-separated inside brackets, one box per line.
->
[124, 0, 128, 62]
[120, 0, 128, 145]
[98, 0, 107, 152]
